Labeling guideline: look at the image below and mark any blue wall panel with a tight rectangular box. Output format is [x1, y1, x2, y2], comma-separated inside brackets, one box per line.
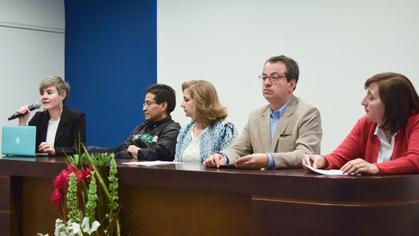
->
[64, 0, 157, 147]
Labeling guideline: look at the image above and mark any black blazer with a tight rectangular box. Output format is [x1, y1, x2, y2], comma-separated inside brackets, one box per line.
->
[28, 106, 86, 155]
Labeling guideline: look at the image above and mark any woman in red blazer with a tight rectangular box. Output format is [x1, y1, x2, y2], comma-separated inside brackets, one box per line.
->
[304, 72, 419, 175]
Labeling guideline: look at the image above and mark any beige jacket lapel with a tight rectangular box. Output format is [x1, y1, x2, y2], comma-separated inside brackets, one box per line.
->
[270, 96, 297, 150]
[258, 106, 271, 152]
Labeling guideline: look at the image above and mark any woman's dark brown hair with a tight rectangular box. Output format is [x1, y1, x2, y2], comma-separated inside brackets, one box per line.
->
[365, 72, 419, 133]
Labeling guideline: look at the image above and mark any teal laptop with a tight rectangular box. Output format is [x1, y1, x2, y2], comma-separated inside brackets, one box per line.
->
[2, 126, 36, 156]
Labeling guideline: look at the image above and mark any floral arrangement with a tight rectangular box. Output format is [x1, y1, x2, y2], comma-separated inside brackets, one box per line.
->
[38, 148, 120, 236]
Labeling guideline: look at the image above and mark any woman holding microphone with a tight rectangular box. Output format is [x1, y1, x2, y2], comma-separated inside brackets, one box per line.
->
[16, 75, 86, 156]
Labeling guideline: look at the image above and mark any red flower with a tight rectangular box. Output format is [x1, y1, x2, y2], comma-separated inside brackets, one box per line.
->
[51, 188, 62, 205]
[83, 165, 93, 182]
[51, 163, 90, 206]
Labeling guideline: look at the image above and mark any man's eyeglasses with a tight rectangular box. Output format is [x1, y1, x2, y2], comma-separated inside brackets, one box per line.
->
[258, 74, 287, 83]
[143, 100, 158, 108]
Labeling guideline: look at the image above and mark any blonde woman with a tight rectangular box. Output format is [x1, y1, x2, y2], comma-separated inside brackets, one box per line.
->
[16, 75, 86, 155]
[175, 80, 238, 163]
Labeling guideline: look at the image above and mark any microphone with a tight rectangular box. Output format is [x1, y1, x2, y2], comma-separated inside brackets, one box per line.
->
[8, 103, 41, 120]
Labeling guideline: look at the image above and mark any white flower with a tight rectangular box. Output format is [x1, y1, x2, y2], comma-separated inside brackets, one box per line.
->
[54, 218, 72, 236]
[50, 217, 100, 236]
[81, 217, 101, 235]
[68, 220, 81, 235]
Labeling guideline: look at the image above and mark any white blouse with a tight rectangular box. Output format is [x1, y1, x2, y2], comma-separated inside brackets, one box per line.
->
[181, 125, 208, 162]
[375, 126, 397, 163]
[46, 119, 60, 147]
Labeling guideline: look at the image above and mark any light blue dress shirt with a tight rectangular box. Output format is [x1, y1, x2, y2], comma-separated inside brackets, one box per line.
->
[266, 99, 290, 169]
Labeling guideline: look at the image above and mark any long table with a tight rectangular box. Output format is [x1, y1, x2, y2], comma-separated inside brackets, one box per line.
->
[0, 156, 418, 236]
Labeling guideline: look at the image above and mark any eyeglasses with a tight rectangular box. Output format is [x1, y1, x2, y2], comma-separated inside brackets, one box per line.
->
[258, 74, 287, 83]
[142, 100, 158, 108]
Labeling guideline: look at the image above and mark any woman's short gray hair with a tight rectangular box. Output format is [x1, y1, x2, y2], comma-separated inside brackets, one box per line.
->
[39, 75, 70, 100]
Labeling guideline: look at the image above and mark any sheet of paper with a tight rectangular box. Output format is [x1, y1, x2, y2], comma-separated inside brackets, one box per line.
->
[121, 160, 181, 167]
[304, 164, 346, 175]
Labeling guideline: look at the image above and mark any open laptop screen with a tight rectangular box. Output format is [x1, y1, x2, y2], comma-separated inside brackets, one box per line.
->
[2, 126, 36, 156]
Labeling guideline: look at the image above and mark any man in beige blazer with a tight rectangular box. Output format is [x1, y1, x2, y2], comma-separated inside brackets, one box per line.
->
[204, 55, 322, 169]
